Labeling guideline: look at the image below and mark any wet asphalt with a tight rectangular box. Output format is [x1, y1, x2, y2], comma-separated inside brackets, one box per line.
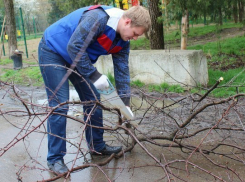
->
[1, 86, 245, 181]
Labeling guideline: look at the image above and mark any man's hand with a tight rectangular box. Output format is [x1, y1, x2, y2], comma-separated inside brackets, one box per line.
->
[93, 75, 109, 90]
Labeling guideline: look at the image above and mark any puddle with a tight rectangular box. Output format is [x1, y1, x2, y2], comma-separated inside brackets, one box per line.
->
[131, 95, 179, 110]
[37, 89, 80, 105]
[36, 90, 179, 118]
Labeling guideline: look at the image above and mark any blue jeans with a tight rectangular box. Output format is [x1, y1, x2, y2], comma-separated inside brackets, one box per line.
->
[38, 38, 105, 163]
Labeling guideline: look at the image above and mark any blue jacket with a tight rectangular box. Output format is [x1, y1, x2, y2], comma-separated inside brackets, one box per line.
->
[43, 5, 130, 105]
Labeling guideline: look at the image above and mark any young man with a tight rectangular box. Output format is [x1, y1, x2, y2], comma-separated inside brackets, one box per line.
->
[38, 5, 151, 174]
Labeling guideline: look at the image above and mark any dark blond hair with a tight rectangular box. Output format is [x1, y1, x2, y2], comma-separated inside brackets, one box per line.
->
[123, 6, 151, 32]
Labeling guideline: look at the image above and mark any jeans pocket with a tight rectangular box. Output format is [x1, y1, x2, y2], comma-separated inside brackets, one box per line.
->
[39, 44, 62, 62]
[40, 43, 56, 54]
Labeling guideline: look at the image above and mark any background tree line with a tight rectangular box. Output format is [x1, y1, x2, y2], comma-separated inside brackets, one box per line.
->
[47, 0, 244, 49]
[149, 0, 244, 49]
[1, 0, 245, 55]
[165, 0, 244, 26]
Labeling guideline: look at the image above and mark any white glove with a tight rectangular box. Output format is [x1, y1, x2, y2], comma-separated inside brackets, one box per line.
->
[93, 75, 109, 90]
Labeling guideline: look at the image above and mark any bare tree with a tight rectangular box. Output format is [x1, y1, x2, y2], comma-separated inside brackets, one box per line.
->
[2, 65, 245, 181]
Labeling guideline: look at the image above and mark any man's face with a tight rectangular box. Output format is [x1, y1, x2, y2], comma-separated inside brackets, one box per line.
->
[119, 18, 145, 41]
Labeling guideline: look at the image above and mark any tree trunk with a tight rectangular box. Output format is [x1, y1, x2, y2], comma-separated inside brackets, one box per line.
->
[163, 0, 169, 30]
[181, 10, 188, 50]
[233, 1, 238, 23]
[204, 10, 207, 25]
[218, 6, 223, 25]
[147, 0, 164, 49]
[119, 1, 124, 9]
[238, 0, 244, 22]
[4, 0, 17, 56]
[186, 10, 189, 34]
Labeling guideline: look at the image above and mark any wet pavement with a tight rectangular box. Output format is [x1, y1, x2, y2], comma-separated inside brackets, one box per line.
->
[1, 86, 245, 181]
[0, 86, 169, 181]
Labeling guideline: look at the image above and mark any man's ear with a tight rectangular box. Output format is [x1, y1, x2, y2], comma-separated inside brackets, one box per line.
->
[125, 18, 132, 26]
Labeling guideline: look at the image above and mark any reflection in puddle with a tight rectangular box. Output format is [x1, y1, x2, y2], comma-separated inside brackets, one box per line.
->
[36, 91, 180, 117]
[36, 90, 82, 115]
[37, 90, 80, 105]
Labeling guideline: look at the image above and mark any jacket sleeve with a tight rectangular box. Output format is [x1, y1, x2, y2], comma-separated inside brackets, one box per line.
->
[112, 42, 131, 106]
[67, 9, 108, 80]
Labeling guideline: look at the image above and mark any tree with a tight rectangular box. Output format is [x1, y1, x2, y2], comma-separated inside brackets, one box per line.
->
[233, 0, 239, 23]
[181, 9, 188, 50]
[216, 0, 224, 25]
[35, 0, 51, 31]
[4, 0, 17, 57]
[47, 0, 112, 24]
[147, 0, 164, 49]
[0, 0, 4, 13]
[15, 0, 41, 35]
[0, 0, 4, 32]
[47, 0, 65, 24]
[238, 0, 244, 23]
[167, 0, 190, 49]
[48, 0, 92, 23]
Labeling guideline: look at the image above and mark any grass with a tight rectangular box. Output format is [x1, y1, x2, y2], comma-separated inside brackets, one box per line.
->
[208, 68, 245, 97]
[0, 58, 38, 66]
[131, 79, 185, 93]
[131, 22, 244, 49]
[17, 33, 43, 42]
[130, 22, 245, 97]
[130, 37, 150, 50]
[188, 36, 245, 56]
[188, 68, 245, 97]
[131, 79, 145, 87]
[107, 72, 116, 86]
[0, 59, 12, 65]
[148, 83, 184, 93]
[164, 22, 242, 41]
[23, 60, 38, 65]
[0, 66, 43, 86]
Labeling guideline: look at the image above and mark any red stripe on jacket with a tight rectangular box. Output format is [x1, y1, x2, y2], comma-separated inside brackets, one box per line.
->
[97, 34, 112, 52]
[89, 5, 101, 10]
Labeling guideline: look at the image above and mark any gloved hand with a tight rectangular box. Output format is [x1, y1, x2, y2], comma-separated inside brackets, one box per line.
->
[93, 75, 109, 90]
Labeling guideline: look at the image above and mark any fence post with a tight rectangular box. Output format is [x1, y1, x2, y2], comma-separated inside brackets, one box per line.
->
[0, 16, 5, 57]
[19, 7, 28, 58]
[1, 34, 5, 56]
[33, 16, 36, 38]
